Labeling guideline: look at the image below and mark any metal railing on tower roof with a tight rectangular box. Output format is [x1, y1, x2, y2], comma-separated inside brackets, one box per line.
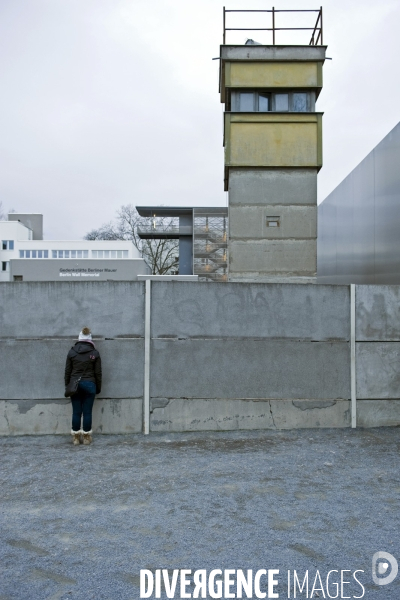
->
[222, 6, 323, 46]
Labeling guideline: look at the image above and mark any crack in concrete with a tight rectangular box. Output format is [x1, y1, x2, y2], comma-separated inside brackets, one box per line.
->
[4, 409, 10, 433]
[269, 400, 277, 429]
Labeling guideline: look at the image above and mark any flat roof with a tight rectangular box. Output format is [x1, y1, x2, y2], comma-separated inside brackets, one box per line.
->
[136, 206, 228, 217]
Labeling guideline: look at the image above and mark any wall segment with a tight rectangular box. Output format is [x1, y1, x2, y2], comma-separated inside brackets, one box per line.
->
[0, 281, 399, 434]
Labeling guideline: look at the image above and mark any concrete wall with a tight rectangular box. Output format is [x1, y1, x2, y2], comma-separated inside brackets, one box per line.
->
[0, 281, 399, 434]
[355, 285, 400, 426]
[228, 168, 318, 282]
[225, 113, 322, 169]
[0, 281, 145, 338]
[219, 45, 326, 103]
[227, 62, 320, 89]
[0, 282, 145, 435]
[229, 240, 317, 280]
[229, 168, 318, 206]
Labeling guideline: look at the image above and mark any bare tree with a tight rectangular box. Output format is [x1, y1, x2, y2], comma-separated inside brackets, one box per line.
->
[85, 204, 179, 275]
[84, 221, 123, 241]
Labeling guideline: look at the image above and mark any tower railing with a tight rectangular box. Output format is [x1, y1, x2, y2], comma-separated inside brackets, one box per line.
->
[223, 6, 323, 46]
[137, 225, 192, 237]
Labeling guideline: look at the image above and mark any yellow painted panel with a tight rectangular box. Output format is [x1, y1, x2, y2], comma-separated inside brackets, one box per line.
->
[229, 122, 319, 167]
[229, 62, 319, 88]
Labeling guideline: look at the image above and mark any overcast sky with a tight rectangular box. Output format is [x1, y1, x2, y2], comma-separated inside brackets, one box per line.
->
[1, 0, 399, 239]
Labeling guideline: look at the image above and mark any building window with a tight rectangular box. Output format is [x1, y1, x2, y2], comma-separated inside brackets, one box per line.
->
[266, 216, 281, 227]
[1, 261, 9, 271]
[2, 240, 14, 250]
[292, 92, 308, 112]
[239, 92, 255, 111]
[51, 250, 89, 259]
[91, 250, 129, 258]
[19, 250, 48, 258]
[274, 93, 289, 112]
[231, 91, 311, 113]
[258, 93, 270, 111]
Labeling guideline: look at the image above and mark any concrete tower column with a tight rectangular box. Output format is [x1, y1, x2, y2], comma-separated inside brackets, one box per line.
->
[220, 44, 326, 282]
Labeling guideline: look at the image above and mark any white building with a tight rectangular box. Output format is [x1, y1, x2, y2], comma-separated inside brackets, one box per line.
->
[0, 214, 149, 282]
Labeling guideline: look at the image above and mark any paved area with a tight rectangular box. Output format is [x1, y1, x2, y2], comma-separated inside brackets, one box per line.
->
[1, 428, 400, 599]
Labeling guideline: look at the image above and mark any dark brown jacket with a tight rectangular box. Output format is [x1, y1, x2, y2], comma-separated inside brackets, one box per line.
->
[64, 341, 102, 394]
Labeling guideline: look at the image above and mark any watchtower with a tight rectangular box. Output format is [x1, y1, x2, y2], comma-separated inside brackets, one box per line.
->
[220, 8, 326, 282]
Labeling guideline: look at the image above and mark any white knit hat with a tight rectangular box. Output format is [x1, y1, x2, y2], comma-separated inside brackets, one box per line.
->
[78, 326, 92, 341]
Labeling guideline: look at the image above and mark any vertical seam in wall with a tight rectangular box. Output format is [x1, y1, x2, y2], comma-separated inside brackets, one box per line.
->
[350, 283, 357, 428]
[373, 147, 376, 282]
[143, 279, 151, 434]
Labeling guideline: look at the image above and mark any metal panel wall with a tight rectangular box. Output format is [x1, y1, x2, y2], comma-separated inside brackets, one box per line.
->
[317, 121, 400, 284]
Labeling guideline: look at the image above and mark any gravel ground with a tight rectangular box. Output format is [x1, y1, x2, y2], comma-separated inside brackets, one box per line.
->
[1, 428, 400, 600]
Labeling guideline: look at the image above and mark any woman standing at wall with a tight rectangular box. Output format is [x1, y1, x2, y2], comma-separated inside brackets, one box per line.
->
[65, 327, 102, 445]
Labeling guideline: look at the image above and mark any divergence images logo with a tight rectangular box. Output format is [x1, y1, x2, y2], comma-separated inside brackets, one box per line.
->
[372, 552, 398, 586]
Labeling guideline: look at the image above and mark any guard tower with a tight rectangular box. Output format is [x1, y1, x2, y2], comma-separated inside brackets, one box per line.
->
[220, 8, 326, 282]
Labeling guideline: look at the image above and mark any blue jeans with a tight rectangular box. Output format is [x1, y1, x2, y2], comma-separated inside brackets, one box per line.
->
[71, 381, 96, 432]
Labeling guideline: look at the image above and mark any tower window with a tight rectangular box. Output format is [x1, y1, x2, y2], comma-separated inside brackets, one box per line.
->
[238, 92, 255, 111]
[266, 216, 280, 227]
[258, 93, 270, 111]
[274, 94, 289, 112]
[292, 93, 308, 112]
[231, 90, 312, 113]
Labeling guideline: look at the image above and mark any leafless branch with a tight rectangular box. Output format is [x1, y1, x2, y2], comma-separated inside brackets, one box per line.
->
[84, 204, 179, 275]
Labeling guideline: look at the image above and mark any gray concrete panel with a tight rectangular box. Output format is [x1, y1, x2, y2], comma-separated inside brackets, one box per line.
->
[150, 282, 349, 340]
[221, 46, 326, 61]
[0, 339, 144, 400]
[356, 285, 400, 341]
[0, 398, 142, 435]
[270, 399, 350, 428]
[356, 343, 400, 399]
[229, 239, 317, 275]
[230, 205, 317, 239]
[150, 398, 349, 432]
[229, 168, 317, 206]
[357, 400, 400, 427]
[150, 339, 350, 399]
[0, 281, 145, 338]
[317, 200, 337, 281]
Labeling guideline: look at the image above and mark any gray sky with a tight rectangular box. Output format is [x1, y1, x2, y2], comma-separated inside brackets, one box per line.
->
[1, 0, 399, 240]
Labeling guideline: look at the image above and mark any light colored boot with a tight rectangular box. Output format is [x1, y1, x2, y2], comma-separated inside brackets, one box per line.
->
[82, 430, 93, 445]
[71, 430, 82, 445]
